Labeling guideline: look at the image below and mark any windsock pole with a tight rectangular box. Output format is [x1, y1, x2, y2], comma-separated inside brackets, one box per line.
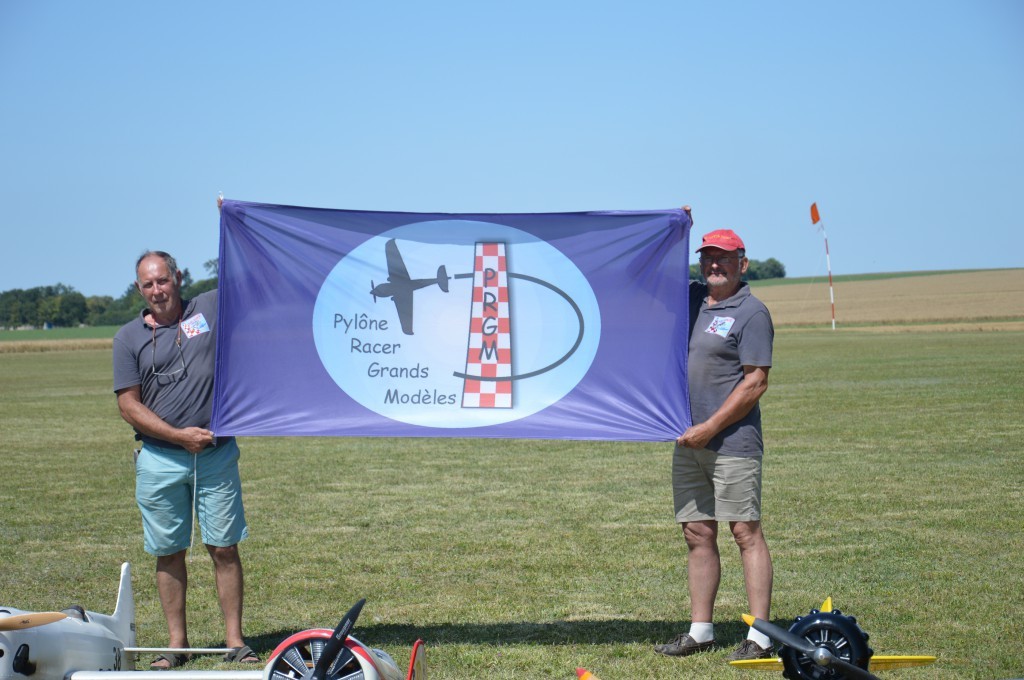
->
[810, 202, 836, 330]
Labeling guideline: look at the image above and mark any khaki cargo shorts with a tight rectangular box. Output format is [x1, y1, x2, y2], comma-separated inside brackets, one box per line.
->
[672, 445, 763, 522]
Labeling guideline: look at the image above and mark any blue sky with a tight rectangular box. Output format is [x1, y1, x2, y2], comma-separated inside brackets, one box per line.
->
[2, 1, 1021, 297]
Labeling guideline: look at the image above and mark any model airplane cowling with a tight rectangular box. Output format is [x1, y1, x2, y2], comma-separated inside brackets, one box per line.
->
[0, 564, 425, 680]
[263, 629, 425, 680]
[261, 597, 425, 680]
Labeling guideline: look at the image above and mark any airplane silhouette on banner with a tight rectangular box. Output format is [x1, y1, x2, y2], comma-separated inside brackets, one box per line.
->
[369, 239, 450, 335]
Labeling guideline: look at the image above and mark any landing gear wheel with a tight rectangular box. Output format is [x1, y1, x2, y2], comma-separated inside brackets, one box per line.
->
[264, 631, 363, 680]
[780, 609, 873, 680]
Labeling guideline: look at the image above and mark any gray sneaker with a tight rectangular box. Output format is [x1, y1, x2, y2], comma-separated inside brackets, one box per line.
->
[654, 633, 715, 657]
[726, 639, 774, 661]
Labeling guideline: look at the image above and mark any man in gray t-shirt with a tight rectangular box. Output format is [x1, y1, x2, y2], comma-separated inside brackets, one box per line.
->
[113, 251, 257, 668]
[655, 224, 776, 662]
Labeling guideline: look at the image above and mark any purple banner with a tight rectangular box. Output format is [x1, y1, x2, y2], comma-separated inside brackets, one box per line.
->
[212, 200, 692, 441]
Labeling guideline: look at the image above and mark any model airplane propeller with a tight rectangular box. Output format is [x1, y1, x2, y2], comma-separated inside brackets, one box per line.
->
[729, 598, 935, 680]
[0, 563, 425, 680]
[0, 613, 68, 632]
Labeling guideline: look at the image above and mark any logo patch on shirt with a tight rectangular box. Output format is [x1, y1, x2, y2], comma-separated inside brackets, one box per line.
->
[704, 316, 735, 337]
[181, 313, 211, 339]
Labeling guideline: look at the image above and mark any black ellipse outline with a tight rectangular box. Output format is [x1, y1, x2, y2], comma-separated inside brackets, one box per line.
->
[450, 272, 586, 382]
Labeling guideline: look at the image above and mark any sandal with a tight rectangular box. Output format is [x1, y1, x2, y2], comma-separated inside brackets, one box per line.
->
[150, 653, 190, 669]
[223, 645, 261, 664]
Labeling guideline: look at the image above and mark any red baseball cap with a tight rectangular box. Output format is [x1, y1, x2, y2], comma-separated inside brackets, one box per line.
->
[695, 229, 745, 252]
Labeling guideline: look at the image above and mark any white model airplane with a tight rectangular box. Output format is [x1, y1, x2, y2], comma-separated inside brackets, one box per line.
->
[0, 563, 425, 680]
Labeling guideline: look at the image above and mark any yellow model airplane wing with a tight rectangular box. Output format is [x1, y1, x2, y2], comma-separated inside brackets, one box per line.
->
[728, 658, 786, 671]
[729, 654, 936, 671]
[866, 655, 938, 670]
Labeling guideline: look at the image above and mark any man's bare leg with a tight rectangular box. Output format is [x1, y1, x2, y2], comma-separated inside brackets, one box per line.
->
[155, 550, 190, 658]
[207, 544, 245, 650]
[683, 520, 721, 623]
[730, 520, 773, 620]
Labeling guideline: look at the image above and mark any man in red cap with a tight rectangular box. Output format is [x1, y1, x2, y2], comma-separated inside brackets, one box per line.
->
[655, 222, 775, 661]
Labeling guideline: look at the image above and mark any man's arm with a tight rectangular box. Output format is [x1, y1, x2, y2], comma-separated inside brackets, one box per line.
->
[677, 365, 769, 449]
[116, 385, 214, 454]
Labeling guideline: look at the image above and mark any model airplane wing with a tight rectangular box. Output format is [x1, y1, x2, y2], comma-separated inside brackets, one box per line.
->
[866, 655, 938, 670]
[729, 657, 785, 671]
[729, 655, 937, 672]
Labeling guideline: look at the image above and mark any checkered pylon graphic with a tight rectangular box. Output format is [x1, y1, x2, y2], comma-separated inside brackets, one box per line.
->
[461, 242, 512, 408]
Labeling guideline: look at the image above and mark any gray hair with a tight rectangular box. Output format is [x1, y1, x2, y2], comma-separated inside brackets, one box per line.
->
[135, 250, 179, 281]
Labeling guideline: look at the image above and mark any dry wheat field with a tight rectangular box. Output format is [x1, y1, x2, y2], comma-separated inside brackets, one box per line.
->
[753, 269, 1024, 329]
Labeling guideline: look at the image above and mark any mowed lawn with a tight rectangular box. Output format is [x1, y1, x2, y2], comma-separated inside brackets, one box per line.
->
[1, 269, 1022, 679]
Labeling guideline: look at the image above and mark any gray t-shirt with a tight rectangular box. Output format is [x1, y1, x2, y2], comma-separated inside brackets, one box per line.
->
[113, 290, 219, 448]
[687, 281, 773, 456]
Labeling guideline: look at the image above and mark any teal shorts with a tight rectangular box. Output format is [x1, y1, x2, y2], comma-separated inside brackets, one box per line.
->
[672, 446, 763, 522]
[135, 438, 249, 556]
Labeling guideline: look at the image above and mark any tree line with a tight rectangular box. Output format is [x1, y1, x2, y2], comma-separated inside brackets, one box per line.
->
[0, 260, 218, 329]
[2, 255, 786, 329]
[689, 257, 786, 281]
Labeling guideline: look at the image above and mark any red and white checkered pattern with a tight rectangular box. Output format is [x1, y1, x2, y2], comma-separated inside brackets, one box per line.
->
[462, 242, 513, 408]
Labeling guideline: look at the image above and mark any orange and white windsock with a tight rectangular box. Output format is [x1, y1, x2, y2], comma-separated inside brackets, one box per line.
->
[461, 242, 513, 408]
[810, 202, 837, 330]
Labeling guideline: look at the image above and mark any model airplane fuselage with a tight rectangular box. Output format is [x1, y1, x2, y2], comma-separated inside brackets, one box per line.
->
[0, 564, 424, 680]
[0, 563, 136, 680]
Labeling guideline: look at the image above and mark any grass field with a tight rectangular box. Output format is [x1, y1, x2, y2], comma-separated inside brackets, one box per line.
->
[1, 270, 1022, 679]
